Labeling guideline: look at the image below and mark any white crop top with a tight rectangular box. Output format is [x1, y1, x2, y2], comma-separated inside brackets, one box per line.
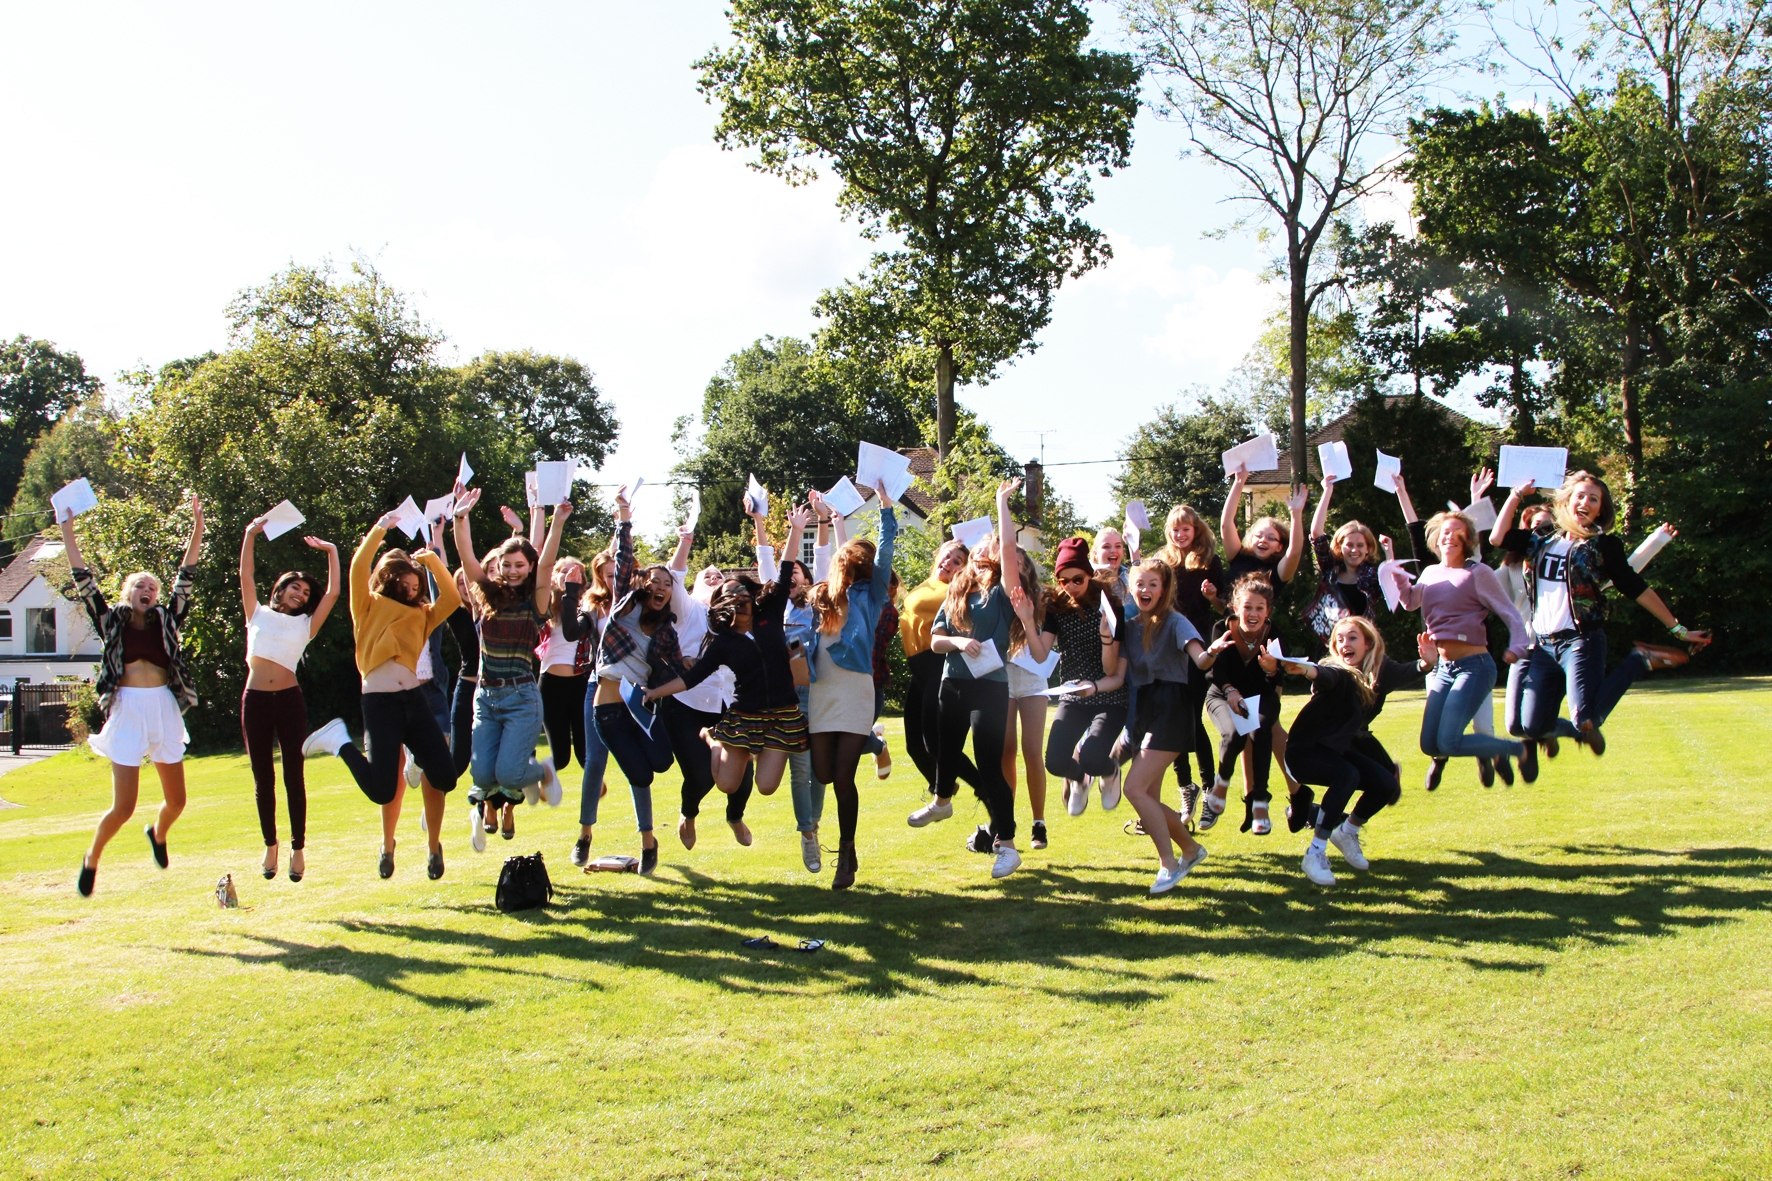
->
[246, 605, 313, 673]
[538, 619, 582, 670]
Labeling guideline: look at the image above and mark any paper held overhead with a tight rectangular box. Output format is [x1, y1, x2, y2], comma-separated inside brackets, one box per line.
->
[457, 452, 475, 486]
[628, 476, 645, 504]
[1221, 433, 1279, 478]
[1373, 449, 1402, 493]
[524, 471, 539, 507]
[1497, 445, 1568, 490]
[50, 478, 99, 522]
[856, 441, 915, 501]
[1230, 695, 1265, 737]
[1318, 440, 1353, 482]
[960, 643, 1004, 678]
[821, 476, 865, 519]
[423, 494, 455, 525]
[1454, 495, 1498, 532]
[744, 473, 768, 517]
[1124, 499, 1151, 532]
[261, 499, 306, 540]
[950, 516, 994, 551]
[1009, 647, 1061, 679]
[393, 496, 426, 540]
[685, 488, 702, 531]
[534, 461, 572, 506]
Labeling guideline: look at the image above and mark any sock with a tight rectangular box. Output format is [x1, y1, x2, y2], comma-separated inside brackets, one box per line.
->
[1309, 836, 1328, 853]
[1340, 819, 1362, 835]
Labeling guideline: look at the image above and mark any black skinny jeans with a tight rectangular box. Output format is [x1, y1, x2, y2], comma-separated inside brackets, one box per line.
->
[663, 698, 753, 822]
[1044, 698, 1126, 780]
[242, 686, 307, 849]
[541, 670, 589, 771]
[935, 676, 1016, 843]
[1283, 743, 1397, 839]
[1204, 685, 1279, 802]
[904, 650, 945, 785]
[1169, 676, 1217, 789]
[339, 687, 458, 806]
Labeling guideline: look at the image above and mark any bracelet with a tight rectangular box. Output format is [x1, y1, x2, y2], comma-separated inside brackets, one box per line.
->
[1668, 622, 1689, 640]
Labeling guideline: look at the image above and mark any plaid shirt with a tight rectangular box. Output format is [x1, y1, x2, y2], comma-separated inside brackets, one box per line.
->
[71, 565, 199, 715]
[595, 521, 689, 687]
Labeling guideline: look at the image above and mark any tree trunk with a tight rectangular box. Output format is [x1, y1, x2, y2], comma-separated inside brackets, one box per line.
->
[1511, 358, 1535, 444]
[1288, 254, 1309, 487]
[1619, 312, 1644, 532]
[935, 342, 957, 459]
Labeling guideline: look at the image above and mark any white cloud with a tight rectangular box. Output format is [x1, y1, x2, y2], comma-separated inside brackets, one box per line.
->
[1143, 265, 1275, 375]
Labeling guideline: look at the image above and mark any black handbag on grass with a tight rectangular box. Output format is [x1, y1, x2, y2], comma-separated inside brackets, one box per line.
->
[496, 851, 554, 912]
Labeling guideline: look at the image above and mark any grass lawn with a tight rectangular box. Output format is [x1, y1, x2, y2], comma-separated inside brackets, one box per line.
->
[2, 679, 1770, 1180]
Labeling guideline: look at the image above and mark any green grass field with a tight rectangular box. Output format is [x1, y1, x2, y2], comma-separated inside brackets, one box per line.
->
[2, 680, 1770, 1180]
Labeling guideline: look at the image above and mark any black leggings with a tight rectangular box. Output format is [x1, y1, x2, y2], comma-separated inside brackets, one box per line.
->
[663, 698, 753, 823]
[339, 687, 458, 806]
[1044, 698, 1126, 780]
[451, 676, 475, 778]
[1204, 685, 1279, 802]
[242, 686, 307, 849]
[1283, 742, 1397, 839]
[811, 730, 868, 845]
[935, 676, 1016, 842]
[1170, 675, 1217, 789]
[904, 650, 944, 785]
[541, 671, 589, 771]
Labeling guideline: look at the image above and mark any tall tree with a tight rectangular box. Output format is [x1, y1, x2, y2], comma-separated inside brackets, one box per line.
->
[1125, 0, 1464, 484]
[696, 0, 1140, 456]
[0, 335, 102, 512]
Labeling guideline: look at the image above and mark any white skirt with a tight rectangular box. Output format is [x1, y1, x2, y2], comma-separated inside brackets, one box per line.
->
[89, 685, 189, 767]
[808, 645, 875, 735]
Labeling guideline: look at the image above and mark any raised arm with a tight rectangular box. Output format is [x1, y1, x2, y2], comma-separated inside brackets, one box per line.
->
[181, 496, 205, 570]
[529, 501, 545, 551]
[533, 502, 572, 614]
[1394, 472, 1420, 526]
[871, 479, 899, 594]
[1310, 475, 1336, 540]
[240, 514, 266, 623]
[304, 536, 342, 637]
[1221, 465, 1248, 561]
[996, 477, 1021, 567]
[451, 483, 488, 585]
[1380, 561, 1425, 613]
[669, 524, 693, 575]
[1491, 479, 1535, 547]
[1277, 484, 1308, 583]
[352, 513, 401, 623]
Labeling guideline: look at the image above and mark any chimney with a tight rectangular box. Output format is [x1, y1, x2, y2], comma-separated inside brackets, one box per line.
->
[1024, 459, 1044, 525]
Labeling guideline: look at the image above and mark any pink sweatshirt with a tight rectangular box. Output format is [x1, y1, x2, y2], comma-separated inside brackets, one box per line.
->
[1382, 561, 1528, 655]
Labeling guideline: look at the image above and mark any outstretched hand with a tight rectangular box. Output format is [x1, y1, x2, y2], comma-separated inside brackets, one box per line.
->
[1286, 484, 1309, 517]
[1471, 467, 1495, 503]
[1008, 584, 1034, 621]
[245, 514, 269, 537]
[455, 487, 484, 515]
[302, 535, 336, 552]
[376, 510, 402, 531]
[1416, 631, 1437, 666]
[997, 477, 1023, 502]
[500, 505, 524, 533]
[787, 503, 813, 535]
[1379, 534, 1395, 562]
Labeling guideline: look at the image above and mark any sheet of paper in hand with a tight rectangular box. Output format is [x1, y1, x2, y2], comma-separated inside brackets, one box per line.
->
[1318, 440, 1353, 482]
[1038, 680, 1092, 698]
[1231, 695, 1264, 736]
[821, 476, 865, 519]
[424, 494, 455, 525]
[685, 488, 701, 531]
[1124, 500, 1151, 532]
[534, 461, 572, 506]
[393, 496, 426, 540]
[950, 516, 994, 551]
[1373, 450, 1402, 493]
[1265, 637, 1316, 667]
[1377, 558, 1417, 612]
[1100, 593, 1119, 639]
[744, 473, 768, 517]
[1221, 433, 1279, 478]
[50, 478, 99, 522]
[1010, 646, 1061, 678]
[856, 441, 915, 501]
[628, 476, 645, 503]
[960, 643, 1004, 678]
[525, 471, 539, 507]
[1497, 445, 1568, 490]
[262, 499, 306, 540]
[1456, 495, 1498, 532]
[457, 452, 475, 486]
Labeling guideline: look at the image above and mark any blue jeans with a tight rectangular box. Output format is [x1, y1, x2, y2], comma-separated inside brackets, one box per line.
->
[789, 685, 825, 834]
[1520, 631, 1646, 739]
[1420, 653, 1522, 760]
[577, 684, 612, 828]
[470, 681, 546, 800]
[592, 700, 671, 832]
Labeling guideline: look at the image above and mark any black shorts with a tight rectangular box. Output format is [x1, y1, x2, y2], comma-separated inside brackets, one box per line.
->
[1131, 680, 1194, 755]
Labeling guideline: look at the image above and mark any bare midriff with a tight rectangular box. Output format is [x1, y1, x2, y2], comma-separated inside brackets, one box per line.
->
[245, 655, 299, 692]
[119, 659, 170, 689]
[593, 676, 625, 706]
[1436, 640, 1489, 661]
[545, 663, 579, 677]
[362, 658, 421, 694]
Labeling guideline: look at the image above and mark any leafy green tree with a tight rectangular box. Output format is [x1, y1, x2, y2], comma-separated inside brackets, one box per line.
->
[0, 335, 102, 514]
[697, 0, 1140, 456]
[1111, 394, 1257, 526]
[5, 401, 124, 543]
[453, 350, 619, 465]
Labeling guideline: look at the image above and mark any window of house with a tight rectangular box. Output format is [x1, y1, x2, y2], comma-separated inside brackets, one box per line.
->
[0, 609, 11, 640]
[26, 607, 55, 654]
[800, 537, 816, 567]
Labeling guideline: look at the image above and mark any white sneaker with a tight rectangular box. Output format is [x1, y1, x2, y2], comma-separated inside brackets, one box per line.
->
[403, 748, 421, 789]
[1176, 842, 1208, 879]
[1099, 764, 1123, 811]
[908, 798, 953, 827]
[991, 841, 1022, 879]
[301, 718, 351, 759]
[1151, 863, 1186, 895]
[1066, 777, 1090, 817]
[801, 831, 822, 873]
[540, 757, 562, 807]
[469, 805, 487, 853]
[1330, 824, 1370, 871]
[1303, 844, 1336, 887]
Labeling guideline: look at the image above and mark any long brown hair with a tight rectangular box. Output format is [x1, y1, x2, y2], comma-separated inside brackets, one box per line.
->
[1156, 504, 1217, 572]
[471, 536, 539, 614]
[1005, 548, 1043, 654]
[583, 545, 617, 615]
[1130, 558, 1175, 631]
[370, 551, 427, 606]
[1322, 616, 1385, 706]
[1553, 470, 1615, 539]
[942, 536, 1003, 638]
[812, 538, 876, 636]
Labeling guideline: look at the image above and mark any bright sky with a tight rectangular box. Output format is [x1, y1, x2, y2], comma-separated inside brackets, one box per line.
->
[0, 1, 1523, 533]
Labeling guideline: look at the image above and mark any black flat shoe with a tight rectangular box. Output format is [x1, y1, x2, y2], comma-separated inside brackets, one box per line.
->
[1239, 795, 1254, 833]
[1425, 759, 1445, 792]
[1579, 721, 1606, 757]
[1286, 787, 1316, 833]
[1518, 741, 1539, 783]
[1478, 757, 1495, 787]
[77, 861, 96, 897]
[965, 825, 993, 854]
[640, 844, 658, 875]
[288, 852, 304, 883]
[1030, 821, 1048, 849]
[144, 825, 169, 869]
[378, 850, 395, 879]
[572, 837, 591, 867]
[1495, 755, 1514, 786]
[427, 850, 444, 880]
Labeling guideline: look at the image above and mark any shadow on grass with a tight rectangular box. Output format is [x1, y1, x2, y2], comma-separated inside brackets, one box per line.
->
[176, 843, 1772, 1006]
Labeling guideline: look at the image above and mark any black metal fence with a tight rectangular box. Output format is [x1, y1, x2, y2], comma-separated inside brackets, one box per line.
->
[4, 680, 79, 753]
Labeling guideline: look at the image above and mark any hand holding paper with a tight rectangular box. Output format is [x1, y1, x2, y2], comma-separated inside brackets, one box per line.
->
[457, 452, 475, 486]
[1265, 637, 1316, 668]
[50, 478, 99, 522]
[1124, 499, 1151, 532]
[1318, 441, 1353, 483]
[1230, 695, 1264, 737]
[1222, 434, 1279, 479]
[744, 474, 769, 518]
[960, 642, 1004, 678]
[1009, 646, 1061, 678]
[1497, 445, 1568, 490]
[1374, 449, 1402, 494]
[392, 496, 426, 540]
[856, 441, 915, 502]
[821, 476, 865, 519]
[262, 499, 306, 541]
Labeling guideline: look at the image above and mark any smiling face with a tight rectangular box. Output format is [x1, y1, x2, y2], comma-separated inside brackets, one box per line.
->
[1248, 521, 1284, 560]
[935, 546, 966, 582]
[1055, 566, 1090, 606]
[1094, 530, 1124, 568]
[1332, 621, 1370, 664]
[1436, 520, 1471, 566]
[1569, 479, 1605, 527]
[644, 568, 673, 611]
[273, 578, 311, 613]
[1234, 590, 1270, 632]
[1339, 531, 1371, 568]
[1168, 518, 1195, 552]
[789, 562, 809, 590]
[494, 548, 533, 587]
[1132, 566, 1164, 613]
[123, 573, 161, 614]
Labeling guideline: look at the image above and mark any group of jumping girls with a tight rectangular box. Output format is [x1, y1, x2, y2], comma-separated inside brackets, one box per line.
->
[64, 454, 1707, 899]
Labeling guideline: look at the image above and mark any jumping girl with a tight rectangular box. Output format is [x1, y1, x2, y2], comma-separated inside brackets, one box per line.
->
[1041, 537, 1128, 818]
[540, 555, 593, 783]
[806, 482, 898, 889]
[66, 496, 205, 898]
[452, 487, 571, 852]
[1492, 472, 1709, 772]
[239, 512, 340, 881]
[1277, 617, 1430, 886]
[1305, 473, 1382, 642]
[1001, 548, 1052, 849]
[560, 544, 614, 867]
[758, 503, 826, 872]
[1195, 576, 1282, 835]
[302, 506, 461, 881]
[908, 479, 1044, 881]
[901, 539, 969, 793]
[1153, 503, 1224, 826]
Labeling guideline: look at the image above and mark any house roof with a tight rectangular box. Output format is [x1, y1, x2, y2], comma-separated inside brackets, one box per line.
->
[1244, 395, 1494, 488]
[0, 535, 60, 604]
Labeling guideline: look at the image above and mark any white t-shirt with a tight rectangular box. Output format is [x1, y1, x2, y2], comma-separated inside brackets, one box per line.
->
[1531, 537, 1576, 637]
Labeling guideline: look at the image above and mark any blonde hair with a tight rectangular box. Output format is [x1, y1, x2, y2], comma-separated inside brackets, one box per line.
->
[813, 539, 877, 636]
[929, 539, 969, 581]
[1322, 616, 1386, 705]
[1424, 511, 1478, 565]
[1130, 558, 1174, 630]
[1156, 504, 1217, 572]
[1552, 471, 1614, 539]
[121, 571, 161, 600]
[1329, 521, 1378, 568]
[942, 536, 1002, 638]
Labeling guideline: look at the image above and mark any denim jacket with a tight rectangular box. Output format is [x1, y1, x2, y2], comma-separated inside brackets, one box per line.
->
[823, 508, 896, 675]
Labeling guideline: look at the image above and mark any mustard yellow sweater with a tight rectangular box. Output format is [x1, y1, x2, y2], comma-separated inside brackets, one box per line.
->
[899, 578, 948, 658]
[350, 527, 461, 676]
